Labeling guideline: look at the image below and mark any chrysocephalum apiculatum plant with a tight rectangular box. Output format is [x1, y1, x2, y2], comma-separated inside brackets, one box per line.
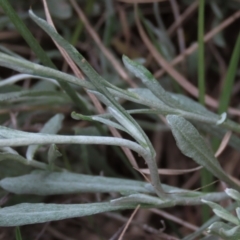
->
[0, 1, 240, 239]
[202, 188, 240, 240]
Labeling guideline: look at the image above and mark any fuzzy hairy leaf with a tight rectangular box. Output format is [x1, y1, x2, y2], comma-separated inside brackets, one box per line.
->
[0, 202, 131, 227]
[0, 170, 153, 195]
[26, 114, 64, 160]
[208, 222, 240, 240]
[167, 115, 240, 192]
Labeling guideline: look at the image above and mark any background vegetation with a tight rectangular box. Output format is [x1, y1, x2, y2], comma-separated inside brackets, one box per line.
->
[0, 0, 240, 239]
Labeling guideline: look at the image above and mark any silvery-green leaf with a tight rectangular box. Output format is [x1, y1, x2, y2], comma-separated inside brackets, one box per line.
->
[110, 193, 175, 208]
[170, 94, 217, 118]
[0, 125, 43, 139]
[0, 170, 153, 195]
[167, 115, 240, 192]
[202, 200, 240, 225]
[47, 144, 62, 167]
[208, 222, 240, 240]
[201, 199, 225, 210]
[217, 112, 227, 125]
[26, 114, 64, 160]
[0, 153, 47, 170]
[236, 208, 240, 220]
[0, 53, 92, 90]
[0, 146, 18, 155]
[128, 88, 173, 113]
[71, 111, 127, 133]
[0, 155, 32, 179]
[213, 209, 240, 225]
[0, 202, 131, 227]
[93, 115, 127, 133]
[108, 107, 147, 145]
[225, 188, 240, 202]
[88, 91, 148, 143]
[0, 90, 60, 102]
[128, 88, 165, 106]
[182, 205, 237, 240]
[0, 73, 59, 88]
[0, 126, 147, 158]
[122, 55, 181, 109]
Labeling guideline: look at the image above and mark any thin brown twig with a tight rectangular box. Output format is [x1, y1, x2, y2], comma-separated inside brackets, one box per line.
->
[169, 0, 186, 54]
[105, 212, 160, 234]
[155, 10, 240, 79]
[134, 6, 240, 116]
[150, 208, 206, 234]
[43, 0, 139, 168]
[118, 205, 140, 240]
[69, 0, 137, 88]
[68, 1, 139, 168]
[215, 131, 232, 157]
[43, 0, 104, 116]
[167, 0, 199, 36]
[134, 6, 213, 106]
[117, 5, 131, 52]
[42, 0, 84, 79]
[0, 31, 19, 40]
[140, 166, 202, 175]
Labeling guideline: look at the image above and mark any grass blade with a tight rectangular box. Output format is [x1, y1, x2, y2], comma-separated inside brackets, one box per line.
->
[218, 33, 240, 114]
[15, 227, 22, 240]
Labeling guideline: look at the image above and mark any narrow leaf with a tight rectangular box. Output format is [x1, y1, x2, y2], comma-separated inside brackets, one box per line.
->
[0, 153, 47, 170]
[26, 114, 64, 160]
[167, 115, 240, 191]
[208, 222, 240, 240]
[123, 55, 180, 109]
[225, 188, 240, 202]
[202, 200, 239, 225]
[0, 202, 132, 227]
[28, 10, 154, 154]
[47, 144, 62, 168]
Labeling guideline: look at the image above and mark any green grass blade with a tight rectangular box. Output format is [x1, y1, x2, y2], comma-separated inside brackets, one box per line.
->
[198, 0, 205, 105]
[218, 33, 240, 114]
[197, 0, 212, 221]
[15, 227, 22, 240]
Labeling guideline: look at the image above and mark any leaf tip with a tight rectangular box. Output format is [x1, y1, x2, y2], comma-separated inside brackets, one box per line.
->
[216, 112, 227, 125]
[71, 112, 92, 121]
